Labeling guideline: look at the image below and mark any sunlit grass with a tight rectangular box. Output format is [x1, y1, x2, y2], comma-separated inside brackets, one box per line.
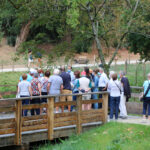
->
[38, 122, 150, 150]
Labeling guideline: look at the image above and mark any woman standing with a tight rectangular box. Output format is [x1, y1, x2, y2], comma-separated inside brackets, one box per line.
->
[142, 73, 150, 120]
[41, 71, 50, 103]
[108, 73, 121, 120]
[71, 71, 80, 111]
[31, 73, 41, 115]
[77, 71, 92, 110]
[18, 74, 32, 116]
[28, 50, 34, 68]
[93, 69, 99, 109]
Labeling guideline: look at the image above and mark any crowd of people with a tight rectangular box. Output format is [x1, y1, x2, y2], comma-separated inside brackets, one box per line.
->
[18, 66, 133, 121]
[18, 66, 131, 119]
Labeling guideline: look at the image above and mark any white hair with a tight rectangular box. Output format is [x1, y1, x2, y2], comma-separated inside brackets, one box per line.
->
[99, 67, 104, 72]
[120, 71, 126, 76]
[109, 71, 115, 79]
[147, 73, 150, 77]
[53, 69, 60, 75]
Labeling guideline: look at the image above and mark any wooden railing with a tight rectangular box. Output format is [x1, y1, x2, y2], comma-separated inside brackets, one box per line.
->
[0, 92, 108, 146]
[0, 85, 144, 98]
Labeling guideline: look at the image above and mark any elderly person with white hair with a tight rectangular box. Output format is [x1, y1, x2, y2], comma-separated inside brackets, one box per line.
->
[98, 67, 109, 97]
[119, 71, 131, 119]
[142, 73, 150, 120]
[47, 69, 63, 113]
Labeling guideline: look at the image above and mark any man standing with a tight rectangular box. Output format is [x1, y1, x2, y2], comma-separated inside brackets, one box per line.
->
[60, 67, 72, 112]
[67, 66, 75, 83]
[47, 69, 63, 113]
[98, 68, 109, 96]
[119, 71, 131, 119]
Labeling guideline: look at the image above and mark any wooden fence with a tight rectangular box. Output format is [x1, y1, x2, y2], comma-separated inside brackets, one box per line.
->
[0, 92, 108, 147]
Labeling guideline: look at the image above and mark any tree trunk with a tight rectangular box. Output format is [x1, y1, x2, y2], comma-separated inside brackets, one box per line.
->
[15, 21, 31, 51]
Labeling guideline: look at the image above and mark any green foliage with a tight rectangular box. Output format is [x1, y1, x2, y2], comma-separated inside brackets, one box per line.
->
[127, 32, 150, 61]
[126, 0, 150, 61]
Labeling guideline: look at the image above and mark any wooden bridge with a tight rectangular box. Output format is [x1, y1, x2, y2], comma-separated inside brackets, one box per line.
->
[0, 92, 108, 149]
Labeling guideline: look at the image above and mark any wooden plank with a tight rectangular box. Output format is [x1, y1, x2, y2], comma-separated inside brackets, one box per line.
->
[0, 106, 16, 113]
[54, 112, 76, 118]
[22, 103, 47, 110]
[48, 97, 54, 140]
[54, 121, 76, 128]
[82, 117, 102, 124]
[54, 101, 76, 107]
[22, 124, 47, 132]
[55, 116, 76, 123]
[82, 109, 103, 115]
[0, 128, 15, 135]
[23, 119, 47, 127]
[22, 115, 47, 121]
[81, 113, 102, 120]
[15, 100, 22, 145]
[0, 123, 15, 129]
[0, 118, 15, 124]
[81, 99, 103, 104]
[102, 94, 108, 124]
[76, 95, 82, 134]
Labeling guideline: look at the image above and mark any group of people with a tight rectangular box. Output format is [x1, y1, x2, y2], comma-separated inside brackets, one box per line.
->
[18, 66, 132, 120]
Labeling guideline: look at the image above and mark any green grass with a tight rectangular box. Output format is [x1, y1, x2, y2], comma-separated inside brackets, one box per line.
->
[0, 72, 26, 98]
[38, 122, 150, 150]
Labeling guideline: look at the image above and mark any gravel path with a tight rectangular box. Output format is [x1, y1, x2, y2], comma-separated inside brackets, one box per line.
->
[116, 115, 150, 126]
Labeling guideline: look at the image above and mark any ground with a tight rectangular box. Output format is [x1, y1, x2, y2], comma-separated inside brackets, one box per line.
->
[38, 122, 150, 150]
[0, 38, 140, 68]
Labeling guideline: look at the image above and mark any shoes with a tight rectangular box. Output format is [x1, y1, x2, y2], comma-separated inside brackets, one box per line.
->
[119, 116, 128, 119]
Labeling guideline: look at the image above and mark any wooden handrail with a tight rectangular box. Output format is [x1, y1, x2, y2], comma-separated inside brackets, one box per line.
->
[0, 91, 109, 101]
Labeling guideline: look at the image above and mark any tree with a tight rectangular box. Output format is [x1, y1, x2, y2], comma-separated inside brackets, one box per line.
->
[0, 0, 69, 50]
[126, 0, 150, 61]
[66, 0, 142, 72]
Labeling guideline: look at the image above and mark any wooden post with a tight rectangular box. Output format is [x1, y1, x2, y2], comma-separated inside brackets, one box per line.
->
[76, 95, 82, 134]
[15, 100, 22, 145]
[1, 62, 3, 72]
[48, 97, 54, 140]
[12, 61, 15, 72]
[135, 61, 138, 86]
[143, 62, 146, 80]
[102, 94, 108, 124]
[125, 60, 128, 74]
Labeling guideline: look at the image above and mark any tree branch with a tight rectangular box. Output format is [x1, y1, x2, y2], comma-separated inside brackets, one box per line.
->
[108, 0, 140, 66]
[7, 0, 19, 9]
[125, 0, 132, 9]
[95, 0, 106, 17]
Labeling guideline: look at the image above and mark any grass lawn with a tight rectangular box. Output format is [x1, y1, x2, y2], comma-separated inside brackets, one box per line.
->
[0, 72, 25, 98]
[38, 122, 150, 150]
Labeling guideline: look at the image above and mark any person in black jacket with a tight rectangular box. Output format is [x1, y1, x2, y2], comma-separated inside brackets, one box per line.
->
[119, 71, 131, 119]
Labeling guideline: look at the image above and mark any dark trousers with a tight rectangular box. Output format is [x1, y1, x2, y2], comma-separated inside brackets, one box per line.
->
[71, 91, 79, 111]
[30, 95, 40, 115]
[20, 96, 30, 116]
[99, 87, 106, 108]
[110, 96, 120, 119]
[41, 92, 48, 103]
[143, 98, 150, 116]
[99, 87, 106, 98]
